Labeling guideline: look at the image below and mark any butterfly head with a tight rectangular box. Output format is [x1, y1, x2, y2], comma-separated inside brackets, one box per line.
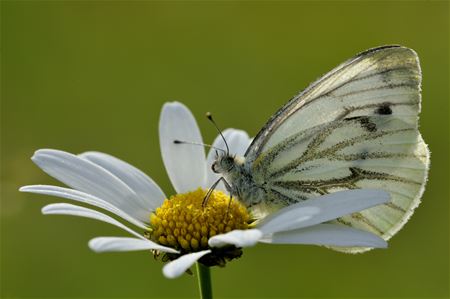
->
[205, 111, 239, 175]
[211, 154, 236, 174]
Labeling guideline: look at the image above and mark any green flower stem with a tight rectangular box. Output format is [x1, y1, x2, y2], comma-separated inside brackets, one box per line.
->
[196, 262, 213, 299]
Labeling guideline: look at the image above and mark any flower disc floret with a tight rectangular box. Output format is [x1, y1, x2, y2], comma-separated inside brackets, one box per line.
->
[149, 188, 250, 253]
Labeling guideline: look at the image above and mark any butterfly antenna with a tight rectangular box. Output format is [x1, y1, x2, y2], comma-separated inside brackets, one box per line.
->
[173, 140, 226, 153]
[206, 112, 229, 155]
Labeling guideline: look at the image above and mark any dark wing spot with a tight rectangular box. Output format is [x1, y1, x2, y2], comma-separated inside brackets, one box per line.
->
[360, 150, 369, 160]
[359, 117, 377, 132]
[344, 116, 377, 132]
[376, 102, 392, 115]
[344, 116, 361, 121]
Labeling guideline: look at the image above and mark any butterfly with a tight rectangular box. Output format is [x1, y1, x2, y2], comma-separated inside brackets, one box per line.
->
[210, 45, 430, 253]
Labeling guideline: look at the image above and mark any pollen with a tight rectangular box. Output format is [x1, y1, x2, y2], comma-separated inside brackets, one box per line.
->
[149, 188, 250, 253]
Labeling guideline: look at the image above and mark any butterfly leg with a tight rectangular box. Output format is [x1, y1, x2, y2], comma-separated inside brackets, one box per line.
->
[202, 177, 227, 207]
[220, 179, 235, 221]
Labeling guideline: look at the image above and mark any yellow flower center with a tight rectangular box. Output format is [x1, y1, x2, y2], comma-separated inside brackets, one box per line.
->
[149, 188, 250, 253]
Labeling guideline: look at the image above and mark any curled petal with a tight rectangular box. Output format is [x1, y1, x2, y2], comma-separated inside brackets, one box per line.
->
[42, 203, 144, 239]
[162, 250, 211, 279]
[20, 185, 148, 229]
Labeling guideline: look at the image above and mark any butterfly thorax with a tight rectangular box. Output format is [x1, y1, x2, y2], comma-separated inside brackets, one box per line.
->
[212, 154, 280, 217]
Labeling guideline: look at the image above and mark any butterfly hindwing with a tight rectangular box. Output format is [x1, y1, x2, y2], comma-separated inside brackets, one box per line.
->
[245, 46, 429, 252]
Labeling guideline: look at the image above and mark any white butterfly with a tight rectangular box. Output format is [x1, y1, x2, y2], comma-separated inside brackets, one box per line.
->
[211, 45, 430, 253]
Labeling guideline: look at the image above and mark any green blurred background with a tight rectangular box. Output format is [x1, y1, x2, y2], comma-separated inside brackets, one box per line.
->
[1, 1, 448, 298]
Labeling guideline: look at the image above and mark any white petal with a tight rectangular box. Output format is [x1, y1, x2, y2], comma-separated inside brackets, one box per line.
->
[79, 151, 166, 211]
[258, 189, 390, 235]
[162, 250, 211, 279]
[20, 185, 148, 229]
[208, 229, 263, 248]
[89, 237, 178, 254]
[260, 224, 388, 248]
[31, 149, 149, 223]
[42, 203, 145, 239]
[159, 102, 206, 193]
[205, 129, 251, 190]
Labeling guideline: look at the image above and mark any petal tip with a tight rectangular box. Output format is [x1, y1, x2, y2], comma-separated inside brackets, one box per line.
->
[162, 101, 187, 111]
[33, 148, 55, 157]
[41, 205, 52, 215]
[41, 203, 62, 215]
[87, 238, 104, 253]
[31, 148, 59, 164]
[162, 267, 178, 279]
[41, 207, 48, 215]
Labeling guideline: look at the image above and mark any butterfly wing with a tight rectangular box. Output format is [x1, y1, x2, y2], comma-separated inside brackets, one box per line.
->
[245, 46, 430, 252]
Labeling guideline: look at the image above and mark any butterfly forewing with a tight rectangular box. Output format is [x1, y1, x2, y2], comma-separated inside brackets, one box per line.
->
[245, 46, 429, 252]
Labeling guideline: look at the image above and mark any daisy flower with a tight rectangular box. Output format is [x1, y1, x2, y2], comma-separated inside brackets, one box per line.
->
[20, 102, 389, 282]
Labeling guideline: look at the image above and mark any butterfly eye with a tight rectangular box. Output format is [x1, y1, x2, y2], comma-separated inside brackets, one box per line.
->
[224, 156, 235, 172]
[211, 162, 219, 173]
